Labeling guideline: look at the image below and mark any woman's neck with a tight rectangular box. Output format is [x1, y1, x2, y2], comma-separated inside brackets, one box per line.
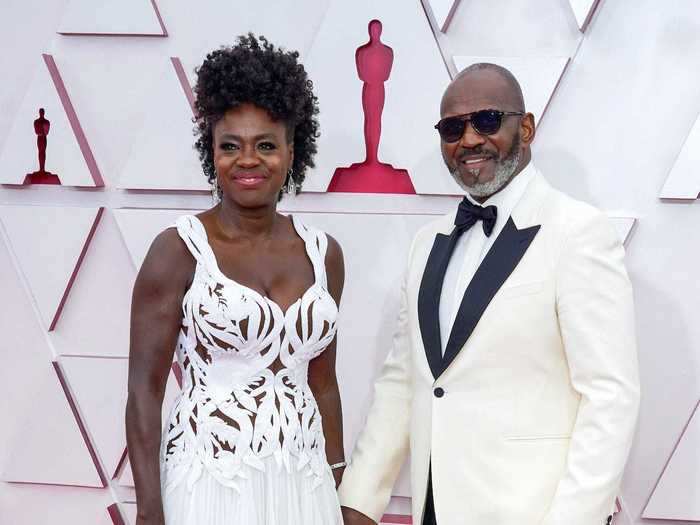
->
[215, 198, 281, 240]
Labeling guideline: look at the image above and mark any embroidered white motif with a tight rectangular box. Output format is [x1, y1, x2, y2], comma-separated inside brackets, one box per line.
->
[160, 215, 338, 494]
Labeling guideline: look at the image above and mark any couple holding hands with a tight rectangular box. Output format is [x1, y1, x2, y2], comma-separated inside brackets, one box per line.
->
[126, 34, 639, 525]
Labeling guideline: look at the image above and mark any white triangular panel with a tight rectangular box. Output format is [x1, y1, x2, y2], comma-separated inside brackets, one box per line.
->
[305, 1, 456, 195]
[607, 216, 636, 246]
[453, 56, 570, 123]
[118, 60, 207, 191]
[1, 361, 104, 486]
[60, 357, 129, 478]
[0, 483, 114, 524]
[58, 0, 166, 36]
[0, 55, 100, 186]
[660, 113, 700, 199]
[121, 503, 137, 525]
[568, 0, 599, 31]
[114, 208, 199, 268]
[0, 205, 102, 331]
[49, 210, 134, 357]
[643, 400, 700, 520]
[425, 0, 461, 32]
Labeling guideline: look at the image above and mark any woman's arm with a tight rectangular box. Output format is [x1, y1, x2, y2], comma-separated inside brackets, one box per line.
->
[308, 235, 345, 488]
[125, 228, 194, 525]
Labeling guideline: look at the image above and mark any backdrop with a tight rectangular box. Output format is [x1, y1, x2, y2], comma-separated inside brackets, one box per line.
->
[0, 1, 698, 524]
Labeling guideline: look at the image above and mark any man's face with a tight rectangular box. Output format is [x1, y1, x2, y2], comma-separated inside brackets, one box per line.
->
[439, 71, 533, 199]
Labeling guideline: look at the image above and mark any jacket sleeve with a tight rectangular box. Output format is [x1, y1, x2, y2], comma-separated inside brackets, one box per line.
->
[541, 210, 640, 525]
[337, 246, 416, 522]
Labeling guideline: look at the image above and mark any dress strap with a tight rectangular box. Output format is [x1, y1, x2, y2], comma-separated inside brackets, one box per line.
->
[173, 215, 217, 269]
[291, 215, 329, 289]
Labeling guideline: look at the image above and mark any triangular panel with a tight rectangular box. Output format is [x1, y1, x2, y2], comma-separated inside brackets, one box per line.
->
[453, 56, 570, 123]
[0, 55, 103, 186]
[424, 0, 461, 33]
[660, 112, 700, 199]
[643, 399, 700, 521]
[1, 361, 105, 487]
[607, 215, 636, 246]
[568, 0, 601, 32]
[0, 483, 113, 524]
[58, 0, 167, 36]
[0, 205, 103, 331]
[49, 209, 134, 357]
[114, 208, 199, 268]
[118, 59, 207, 191]
[60, 356, 130, 478]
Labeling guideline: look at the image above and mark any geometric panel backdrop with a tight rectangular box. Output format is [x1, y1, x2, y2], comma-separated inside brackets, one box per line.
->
[1, 1, 699, 524]
[57, 0, 168, 36]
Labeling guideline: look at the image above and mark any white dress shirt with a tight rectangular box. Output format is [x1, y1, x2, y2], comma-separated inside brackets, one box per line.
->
[439, 165, 536, 355]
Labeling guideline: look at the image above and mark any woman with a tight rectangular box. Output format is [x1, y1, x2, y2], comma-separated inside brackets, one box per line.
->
[126, 34, 346, 525]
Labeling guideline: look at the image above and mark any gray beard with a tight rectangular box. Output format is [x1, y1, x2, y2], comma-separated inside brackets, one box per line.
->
[450, 145, 521, 198]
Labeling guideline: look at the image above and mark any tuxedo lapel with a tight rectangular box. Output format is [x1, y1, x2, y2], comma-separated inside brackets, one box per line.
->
[441, 218, 540, 374]
[418, 232, 453, 380]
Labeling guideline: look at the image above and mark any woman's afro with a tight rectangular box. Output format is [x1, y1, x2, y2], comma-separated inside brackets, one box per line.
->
[193, 34, 320, 196]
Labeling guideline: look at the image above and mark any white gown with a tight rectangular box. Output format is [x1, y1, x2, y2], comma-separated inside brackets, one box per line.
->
[160, 215, 343, 525]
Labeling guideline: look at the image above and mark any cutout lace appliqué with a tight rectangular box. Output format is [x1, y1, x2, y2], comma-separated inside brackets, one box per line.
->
[161, 215, 338, 495]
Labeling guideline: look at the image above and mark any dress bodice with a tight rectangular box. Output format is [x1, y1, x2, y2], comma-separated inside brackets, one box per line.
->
[160, 215, 339, 495]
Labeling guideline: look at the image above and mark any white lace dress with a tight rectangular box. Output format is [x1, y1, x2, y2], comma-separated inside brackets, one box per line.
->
[160, 215, 343, 525]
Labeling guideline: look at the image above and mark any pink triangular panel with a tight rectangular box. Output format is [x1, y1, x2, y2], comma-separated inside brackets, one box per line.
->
[58, 0, 167, 36]
[120, 502, 137, 525]
[114, 208, 200, 268]
[0, 482, 114, 524]
[60, 356, 130, 479]
[0, 55, 103, 186]
[1, 361, 104, 487]
[118, 59, 207, 191]
[49, 209, 134, 357]
[0, 205, 103, 331]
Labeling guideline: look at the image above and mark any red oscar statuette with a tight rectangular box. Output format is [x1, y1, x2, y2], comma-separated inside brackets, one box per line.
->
[327, 20, 415, 194]
[24, 107, 61, 185]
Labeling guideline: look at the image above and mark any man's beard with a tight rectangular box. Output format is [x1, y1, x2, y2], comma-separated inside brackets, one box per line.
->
[450, 135, 521, 198]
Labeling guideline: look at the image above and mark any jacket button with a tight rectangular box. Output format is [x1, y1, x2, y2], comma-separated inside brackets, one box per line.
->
[433, 387, 445, 398]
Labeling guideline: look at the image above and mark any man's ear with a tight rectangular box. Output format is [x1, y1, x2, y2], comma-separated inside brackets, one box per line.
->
[519, 112, 536, 145]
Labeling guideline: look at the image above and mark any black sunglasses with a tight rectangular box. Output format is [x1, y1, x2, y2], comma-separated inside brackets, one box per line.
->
[434, 109, 524, 143]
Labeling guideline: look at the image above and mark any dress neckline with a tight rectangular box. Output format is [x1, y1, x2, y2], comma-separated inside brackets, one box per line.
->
[188, 214, 323, 316]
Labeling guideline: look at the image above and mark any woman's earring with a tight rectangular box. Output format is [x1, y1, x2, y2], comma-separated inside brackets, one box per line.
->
[285, 168, 295, 194]
[211, 175, 221, 204]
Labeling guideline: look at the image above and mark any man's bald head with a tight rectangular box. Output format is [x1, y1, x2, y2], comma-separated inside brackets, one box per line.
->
[437, 62, 536, 201]
[441, 63, 525, 115]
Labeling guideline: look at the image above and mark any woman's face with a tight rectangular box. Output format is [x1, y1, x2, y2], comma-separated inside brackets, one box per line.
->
[212, 103, 293, 208]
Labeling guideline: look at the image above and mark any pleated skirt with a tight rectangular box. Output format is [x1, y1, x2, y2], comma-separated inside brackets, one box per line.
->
[162, 456, 343, 525]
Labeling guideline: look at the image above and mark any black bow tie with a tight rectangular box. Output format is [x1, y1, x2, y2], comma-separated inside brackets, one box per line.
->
[455, 197, 498, 237]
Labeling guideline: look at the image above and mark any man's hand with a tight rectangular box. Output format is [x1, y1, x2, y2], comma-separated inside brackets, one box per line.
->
[341, 506, 377, 524]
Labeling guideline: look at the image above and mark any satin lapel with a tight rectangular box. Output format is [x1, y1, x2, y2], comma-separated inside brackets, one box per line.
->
[440, 218, 541, 376]
[418, 233, 452, 380]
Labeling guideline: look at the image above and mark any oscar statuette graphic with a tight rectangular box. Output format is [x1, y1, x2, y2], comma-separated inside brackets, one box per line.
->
[327, 20, 415, 193]
[25, 107, 61, 184]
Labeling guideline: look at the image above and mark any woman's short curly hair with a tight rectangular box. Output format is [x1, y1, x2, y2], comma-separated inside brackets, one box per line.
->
[193, 34, 319, 198]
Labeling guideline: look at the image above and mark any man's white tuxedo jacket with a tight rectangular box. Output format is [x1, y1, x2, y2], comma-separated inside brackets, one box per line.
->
[338, 171, 640, 525]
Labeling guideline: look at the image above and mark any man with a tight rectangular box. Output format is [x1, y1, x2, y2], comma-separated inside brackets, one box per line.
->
[339, 64, 640, 525]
